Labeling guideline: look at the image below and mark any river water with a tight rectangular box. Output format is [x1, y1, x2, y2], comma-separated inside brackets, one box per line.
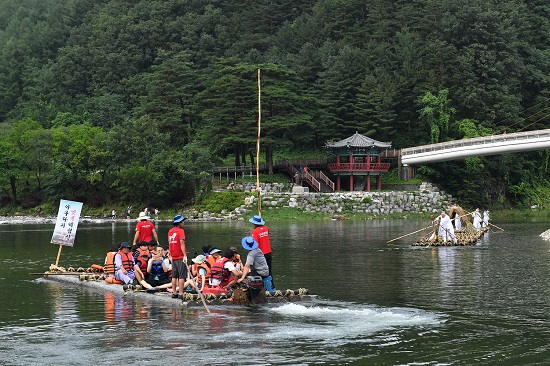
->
[0, 218, 548, 365]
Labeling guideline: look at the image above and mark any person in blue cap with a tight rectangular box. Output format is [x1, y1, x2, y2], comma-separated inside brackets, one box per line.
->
[114, 242, 136, 285]
[237, 236, 269, 284]
[249, 215, 273, 280]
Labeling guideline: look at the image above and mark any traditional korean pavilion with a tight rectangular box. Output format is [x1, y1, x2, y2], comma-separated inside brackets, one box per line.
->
[325, 132, 392, 191]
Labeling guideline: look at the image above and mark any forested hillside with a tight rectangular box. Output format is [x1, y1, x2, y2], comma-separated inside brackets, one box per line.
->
[0, 0, 548, 211]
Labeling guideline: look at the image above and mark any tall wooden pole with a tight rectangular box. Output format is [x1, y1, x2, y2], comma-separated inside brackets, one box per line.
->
[54, 245, 63, 267]
[256, 68, 262, 217]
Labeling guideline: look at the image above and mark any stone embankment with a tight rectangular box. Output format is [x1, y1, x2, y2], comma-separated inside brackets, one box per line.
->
[0, 182, 455, 224]
[187, 182, 456, 221]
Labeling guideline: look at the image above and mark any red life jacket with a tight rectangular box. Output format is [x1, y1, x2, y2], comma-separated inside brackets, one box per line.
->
[210, 257, 230, 286]
[135, 248, 150, 273]
[117, 250, 134, 271]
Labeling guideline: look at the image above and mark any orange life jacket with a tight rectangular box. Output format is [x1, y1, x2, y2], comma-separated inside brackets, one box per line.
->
[117, 250, 134, 271]
[196, 262, 211, 279]
[206, 254, 216, 268]
[104, 252, 116, 275]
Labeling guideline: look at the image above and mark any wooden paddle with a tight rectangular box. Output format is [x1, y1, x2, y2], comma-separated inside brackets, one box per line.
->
[185, 261, 210, 314]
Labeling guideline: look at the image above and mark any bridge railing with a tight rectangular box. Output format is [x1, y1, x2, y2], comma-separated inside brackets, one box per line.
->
[402, 129, 550, 156]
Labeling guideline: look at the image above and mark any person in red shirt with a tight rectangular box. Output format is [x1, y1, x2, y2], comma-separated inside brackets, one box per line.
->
[249, 215, 274, 283]
[168, 214, 188, 299]
[133, 211, 159, 247]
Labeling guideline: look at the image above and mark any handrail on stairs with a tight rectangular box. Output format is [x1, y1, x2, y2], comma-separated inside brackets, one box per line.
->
[317, 171, 335, 191]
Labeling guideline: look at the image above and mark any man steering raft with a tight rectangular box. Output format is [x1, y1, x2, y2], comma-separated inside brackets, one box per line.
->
[249, 215, 275, 290]
[237, 236, 270, 287]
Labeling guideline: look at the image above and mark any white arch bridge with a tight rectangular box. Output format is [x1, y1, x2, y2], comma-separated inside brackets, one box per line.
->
[399, 129, 550, 178]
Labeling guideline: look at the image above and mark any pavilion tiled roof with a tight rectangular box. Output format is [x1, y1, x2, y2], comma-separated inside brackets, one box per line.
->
[325, 131, 392, 149]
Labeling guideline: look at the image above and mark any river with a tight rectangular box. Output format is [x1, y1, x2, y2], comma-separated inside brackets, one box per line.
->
[1, 218, 548, 365]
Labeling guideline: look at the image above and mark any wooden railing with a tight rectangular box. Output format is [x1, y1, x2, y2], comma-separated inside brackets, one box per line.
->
[276, 157, 328, 168]
[302, 170, 321, 192]
[327, 162, 391, 173]
[316, 171, 335, 191]
[211, 163, 266, 174]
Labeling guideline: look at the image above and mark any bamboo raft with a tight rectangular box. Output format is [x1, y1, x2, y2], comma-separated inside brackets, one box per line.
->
[412, 206, 489, 246]
[40, 265, 312, 307]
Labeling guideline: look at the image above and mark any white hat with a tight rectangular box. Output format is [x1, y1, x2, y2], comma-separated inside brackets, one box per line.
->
[192, 255, 206, 264]
[137, 212, 148, 221]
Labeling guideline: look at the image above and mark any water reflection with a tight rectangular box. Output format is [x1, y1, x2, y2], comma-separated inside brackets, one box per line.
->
[104, 292, 133, 325]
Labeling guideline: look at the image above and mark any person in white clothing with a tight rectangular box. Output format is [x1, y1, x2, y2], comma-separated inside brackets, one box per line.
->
[454, 214, 462, 231]
[472, 208, 483, 230]
[437, 212, 457, 243]
[482, 210, 490, 228]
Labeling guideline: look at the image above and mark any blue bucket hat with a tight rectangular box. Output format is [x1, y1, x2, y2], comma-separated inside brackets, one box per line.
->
[241, 236, 259, 251]
[249, 215, 265, 225]
[119, 242, 131, 249]
[173, 214, 187, 224]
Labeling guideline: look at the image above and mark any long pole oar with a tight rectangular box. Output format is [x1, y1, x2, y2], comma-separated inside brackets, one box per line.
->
[387, 223, 435, 243]
[487, 221, 505, 231]
[185, 262, 210, 314]
[29, 272, 81, 276]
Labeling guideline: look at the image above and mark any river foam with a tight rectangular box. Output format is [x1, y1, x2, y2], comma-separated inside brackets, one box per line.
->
[265, 302, 444, 340]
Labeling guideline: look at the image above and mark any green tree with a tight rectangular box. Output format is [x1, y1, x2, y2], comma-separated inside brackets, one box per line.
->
[419, 89, 455, 144]
[136, 50, 200, 147]
[0, 135, 23, 202]
[47, 124, 108, 203]
[200, 62, 314, 170]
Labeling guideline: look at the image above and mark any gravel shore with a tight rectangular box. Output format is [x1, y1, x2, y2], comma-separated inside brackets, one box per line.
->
[0, 216, 126, 225]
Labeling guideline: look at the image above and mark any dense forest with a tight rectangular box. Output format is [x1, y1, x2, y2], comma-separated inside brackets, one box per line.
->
[0, 0, 548, 211]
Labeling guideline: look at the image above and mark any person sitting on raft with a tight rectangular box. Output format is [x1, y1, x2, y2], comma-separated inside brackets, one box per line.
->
[202, 244, 215, 267]
[229, 246, 242, 271]
[237, 236, 269, 285]
[209, 248, 242, 289]
[133, 241, 152, 287]
[103, 244, 119, 278]
[114, 242, 135, 285]
[139, 245, 172, 293]
[190, 254, 210, 290]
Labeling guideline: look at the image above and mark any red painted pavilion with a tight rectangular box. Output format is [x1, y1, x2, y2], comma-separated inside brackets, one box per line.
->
[325, 132, 391, 191]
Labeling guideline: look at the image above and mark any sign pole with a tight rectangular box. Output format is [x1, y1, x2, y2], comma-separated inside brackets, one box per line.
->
[54, 245, 63, 267]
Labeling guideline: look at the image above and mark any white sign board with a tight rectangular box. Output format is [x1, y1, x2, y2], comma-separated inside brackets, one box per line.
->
[51, 199, 83, 247]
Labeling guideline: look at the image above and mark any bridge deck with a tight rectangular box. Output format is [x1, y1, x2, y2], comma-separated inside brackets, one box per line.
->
[401, 129, 550, 165]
